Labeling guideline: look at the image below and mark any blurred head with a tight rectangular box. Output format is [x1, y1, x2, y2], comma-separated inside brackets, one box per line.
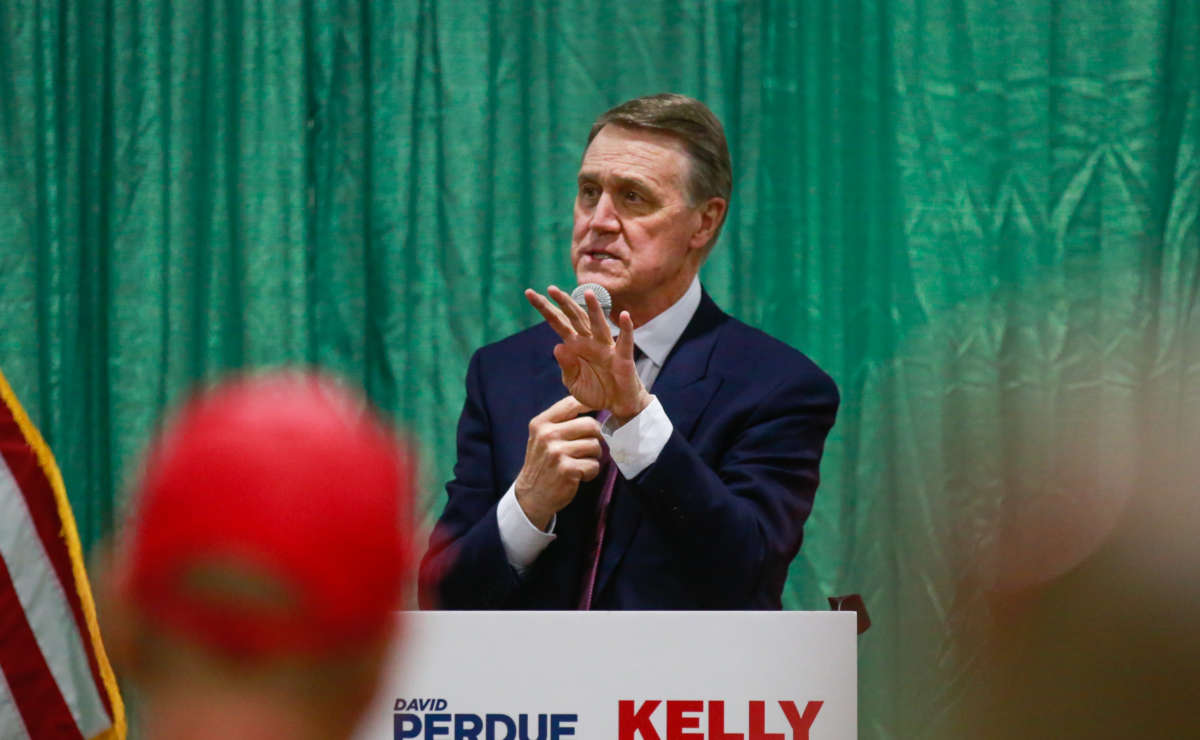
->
[102, 371, 414, 739]
[572, 93, 730, 325]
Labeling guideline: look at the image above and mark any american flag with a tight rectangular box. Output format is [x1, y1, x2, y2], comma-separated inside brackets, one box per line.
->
[0, 370, 124, 739]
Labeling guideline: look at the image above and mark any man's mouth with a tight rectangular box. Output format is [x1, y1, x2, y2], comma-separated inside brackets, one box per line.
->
[582, 249, 618, 261]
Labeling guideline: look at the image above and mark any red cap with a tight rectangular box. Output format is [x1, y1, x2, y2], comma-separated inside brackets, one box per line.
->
[116, 371, 413, 658]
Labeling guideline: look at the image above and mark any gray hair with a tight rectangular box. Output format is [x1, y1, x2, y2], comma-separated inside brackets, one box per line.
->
[587, 93, 732, 249]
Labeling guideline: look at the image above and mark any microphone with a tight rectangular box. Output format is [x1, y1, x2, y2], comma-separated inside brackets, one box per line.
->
[570, 283, 612, 318]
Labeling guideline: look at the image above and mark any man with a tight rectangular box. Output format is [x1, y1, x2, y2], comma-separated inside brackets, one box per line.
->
[420, 93, 838, 610]
[98, 372, 413, 739]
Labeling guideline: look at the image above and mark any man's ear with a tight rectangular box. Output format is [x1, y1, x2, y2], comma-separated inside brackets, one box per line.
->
[689, 197, 728, 251]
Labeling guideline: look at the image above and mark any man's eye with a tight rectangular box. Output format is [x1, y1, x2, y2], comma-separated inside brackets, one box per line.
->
[624, 191, 643, 203]
[580, 185, 599, 200]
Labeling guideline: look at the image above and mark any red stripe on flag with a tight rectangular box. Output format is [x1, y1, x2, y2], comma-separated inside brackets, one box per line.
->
[0, 554, 86, 739]
[0, 410, 114, 721]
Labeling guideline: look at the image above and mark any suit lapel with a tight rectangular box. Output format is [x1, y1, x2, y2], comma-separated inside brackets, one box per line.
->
[533, 351, 568, 413]
[592, 291, 728, 603]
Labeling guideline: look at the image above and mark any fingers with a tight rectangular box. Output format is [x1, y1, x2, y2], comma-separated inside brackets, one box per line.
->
[556, 415, 604, 440]
[525, 289, 576, 341]
[526, 403, 604, 486]
[574, 458, 603, 482]
[616, 310, 637, 361]
[558, 450, 602, 482]
[552, 343, 579, 377]
[546, 285, 593, 337]
[528, 286, 616, 349]
[554, 437, 603, 460]
[534, 394, 594, 424]
[584, 290, 614, 346]
[529, 398, 602, 460]
[534, 413, 604, 444]
[552, 456, 602, 484]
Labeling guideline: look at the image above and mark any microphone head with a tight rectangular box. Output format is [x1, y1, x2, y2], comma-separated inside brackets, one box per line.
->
[571, 283, 612, 318]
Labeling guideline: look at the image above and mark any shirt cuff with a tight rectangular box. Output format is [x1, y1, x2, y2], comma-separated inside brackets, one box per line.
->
[601, 395, 673, 479]
[496, 483, 556, 573]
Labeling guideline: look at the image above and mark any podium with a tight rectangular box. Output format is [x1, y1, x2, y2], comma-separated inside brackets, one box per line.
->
[353, 611, 856, 739]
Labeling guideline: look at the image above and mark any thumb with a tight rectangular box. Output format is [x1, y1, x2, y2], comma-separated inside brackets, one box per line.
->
[553, 344, 579, 379]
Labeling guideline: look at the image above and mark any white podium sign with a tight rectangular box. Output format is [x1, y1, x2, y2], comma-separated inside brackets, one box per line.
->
[354, 611, 856, 739]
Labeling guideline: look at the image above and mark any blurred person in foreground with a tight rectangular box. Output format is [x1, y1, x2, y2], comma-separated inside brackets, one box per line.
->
[420, 93, 839, 609]
[942, 435, 1200, 739]
[97, 372, 414, 740]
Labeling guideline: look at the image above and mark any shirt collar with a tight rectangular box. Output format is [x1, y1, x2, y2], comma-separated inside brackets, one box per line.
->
[608, 276, 701, 367]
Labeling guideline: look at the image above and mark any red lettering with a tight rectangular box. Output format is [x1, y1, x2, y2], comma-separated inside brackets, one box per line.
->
[619, 700, 662, 740]
[779, 701, 823, 740]
[666, 700, 704, 739]
[707, 700, 744, 740]
[748, 701, 784, 740]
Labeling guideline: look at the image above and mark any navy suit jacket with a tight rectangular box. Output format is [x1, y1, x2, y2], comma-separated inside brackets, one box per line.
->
[419, 290, 839, 609]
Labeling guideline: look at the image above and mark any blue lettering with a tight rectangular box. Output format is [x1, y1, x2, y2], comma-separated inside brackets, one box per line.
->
[518, 714, 548, 740]
[395, 698, 450, 712]
[455, 714, 484, 739]
[425, 713, 451, 738]
[486, 714, 515, 740]
[394, 710, 577, 740]
[550, 714, 577, 738]
[394, 713, 421, 739]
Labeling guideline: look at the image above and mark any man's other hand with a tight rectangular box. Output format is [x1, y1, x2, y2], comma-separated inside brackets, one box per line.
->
[525, 285, 652, 424]
[514, 395, 604, 530]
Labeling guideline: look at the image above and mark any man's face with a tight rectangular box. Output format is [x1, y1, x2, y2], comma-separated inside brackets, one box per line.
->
[571, 125, 715, 323]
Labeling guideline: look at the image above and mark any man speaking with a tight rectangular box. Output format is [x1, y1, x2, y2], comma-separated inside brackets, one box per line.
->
[420, 93, 838, 610]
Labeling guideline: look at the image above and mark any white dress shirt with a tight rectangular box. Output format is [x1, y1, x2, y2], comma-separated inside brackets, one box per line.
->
[497, 277, 702, 571]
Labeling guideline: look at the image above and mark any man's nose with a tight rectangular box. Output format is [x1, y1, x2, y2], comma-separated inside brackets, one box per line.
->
[590, 192, 621, 232]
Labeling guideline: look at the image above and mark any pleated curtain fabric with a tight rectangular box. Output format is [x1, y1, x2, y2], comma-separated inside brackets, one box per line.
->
[0, 1, 1197, 736]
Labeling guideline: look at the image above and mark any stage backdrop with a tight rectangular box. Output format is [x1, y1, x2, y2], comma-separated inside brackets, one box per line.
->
[1, 1, 1197, 737]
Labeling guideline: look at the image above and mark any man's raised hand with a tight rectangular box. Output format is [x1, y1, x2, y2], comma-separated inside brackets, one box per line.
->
[524, 286, 651, 424]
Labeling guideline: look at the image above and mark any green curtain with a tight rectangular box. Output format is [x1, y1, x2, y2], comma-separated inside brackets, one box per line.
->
[1, 0, 1197, 736]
